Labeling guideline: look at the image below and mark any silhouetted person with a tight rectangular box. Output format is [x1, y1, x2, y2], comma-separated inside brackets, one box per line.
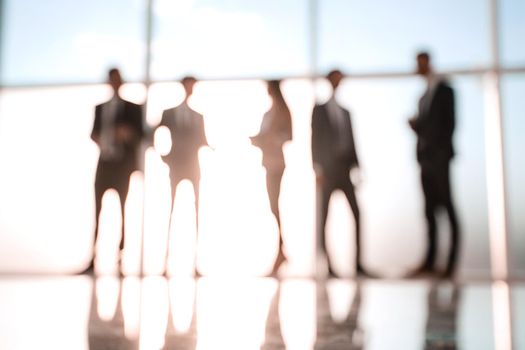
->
[157, 76, 208, 276]
[408, 52, 460, 278]
[251, 80, 293, 276]
[86, 68, 144, 274]
[312, 70, 367, 278]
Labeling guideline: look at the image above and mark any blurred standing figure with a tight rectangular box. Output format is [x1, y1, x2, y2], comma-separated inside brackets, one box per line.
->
[312, 70, 367, 278]
[157, 76, 208, 276]
[251, 80, 293, 276]
[87, 68, 144, 273]
[408, 52, 460, 278]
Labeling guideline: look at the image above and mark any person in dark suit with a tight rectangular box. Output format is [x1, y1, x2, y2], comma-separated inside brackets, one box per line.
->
[311, 70, 367, 278]
[408, 52, 460, 278]
[87, 68, 144, 274]
[251, 80, 293, 276]
[157, 76, 208, 276]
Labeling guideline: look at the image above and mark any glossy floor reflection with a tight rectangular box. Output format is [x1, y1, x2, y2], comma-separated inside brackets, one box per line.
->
[0, 276, 523, 350]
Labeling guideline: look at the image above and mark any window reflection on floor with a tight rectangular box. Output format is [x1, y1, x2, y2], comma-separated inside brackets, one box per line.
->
[0, 276, 520, 350]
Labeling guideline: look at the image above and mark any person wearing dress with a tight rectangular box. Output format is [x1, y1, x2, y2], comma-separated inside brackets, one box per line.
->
[251, 80, 293, 276]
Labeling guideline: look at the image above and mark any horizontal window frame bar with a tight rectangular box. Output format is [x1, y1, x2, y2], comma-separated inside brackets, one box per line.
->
[1, 66, 525, 90]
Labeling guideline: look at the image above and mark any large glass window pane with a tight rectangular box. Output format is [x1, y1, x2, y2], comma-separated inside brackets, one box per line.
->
[318, 0, 491, 73]
[0, 84, 146, 273]
[151, 0, 309, 80]
[500, 0, 525, 67]
[452, 76, 491, 276]
[1, 0, 146, 85]
[501, 74, 525, 278]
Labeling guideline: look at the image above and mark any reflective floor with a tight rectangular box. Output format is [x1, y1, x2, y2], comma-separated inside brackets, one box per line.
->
[0, 276, 523, 350]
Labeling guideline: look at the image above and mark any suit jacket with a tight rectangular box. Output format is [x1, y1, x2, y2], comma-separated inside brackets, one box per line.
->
[411, 81, 455, 163]
[159, 103, 208, 167]
[311, 103, 359, 174]
[91, 98, 144, 170]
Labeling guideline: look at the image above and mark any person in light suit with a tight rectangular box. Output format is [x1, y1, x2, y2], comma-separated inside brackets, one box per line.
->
[86, 68, 144, 274]
[408, 52, 460, 278]
[311, 70, 369, 278]
[157, 76, 208, 276]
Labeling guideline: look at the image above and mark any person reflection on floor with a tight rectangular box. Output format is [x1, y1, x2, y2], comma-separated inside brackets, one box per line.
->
[88, 277, 139, 350]
[315, 280, 364, 349]
[251, 80, 293, 277]
[261, 283, 285, 350]
[261, 280, 364, 350]
[424, 281, 459, 349]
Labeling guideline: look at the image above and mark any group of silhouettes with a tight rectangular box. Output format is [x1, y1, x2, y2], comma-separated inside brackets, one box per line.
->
[84, 51, 460, 280]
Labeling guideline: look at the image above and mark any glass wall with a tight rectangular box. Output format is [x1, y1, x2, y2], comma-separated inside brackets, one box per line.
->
[317, 0, 491, 73]
[500, 0, 525, 67]
[0, 0, 523, 277]
[502, 74, 525, 278]
[0, 0, 146, 85]
[151, 0, 310, 80]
